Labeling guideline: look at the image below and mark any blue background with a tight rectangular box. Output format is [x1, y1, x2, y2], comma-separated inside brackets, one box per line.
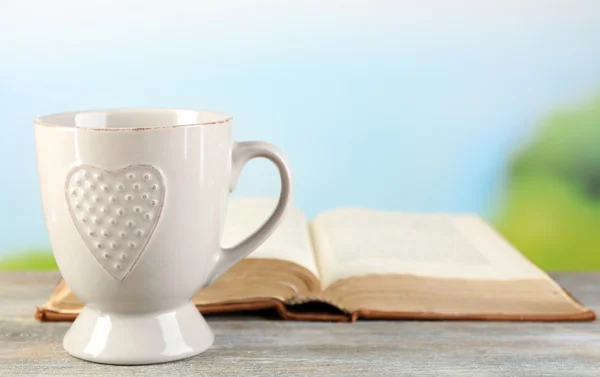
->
[1, 1, 600, 258]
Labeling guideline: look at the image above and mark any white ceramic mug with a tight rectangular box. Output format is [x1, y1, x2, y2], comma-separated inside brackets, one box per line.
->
[34, 109, 293, 365]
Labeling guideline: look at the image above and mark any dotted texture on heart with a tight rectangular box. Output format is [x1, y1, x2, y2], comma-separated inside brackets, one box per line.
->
[65, 165, 165, 280]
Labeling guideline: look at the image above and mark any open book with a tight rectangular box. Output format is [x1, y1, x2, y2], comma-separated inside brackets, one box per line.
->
[36, 198, 594, 322]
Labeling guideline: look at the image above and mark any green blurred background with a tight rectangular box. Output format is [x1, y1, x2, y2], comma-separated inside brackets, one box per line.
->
[497, 95, 600, 270]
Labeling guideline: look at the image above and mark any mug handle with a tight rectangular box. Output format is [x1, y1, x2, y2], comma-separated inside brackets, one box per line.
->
[205, 141, 293, 286]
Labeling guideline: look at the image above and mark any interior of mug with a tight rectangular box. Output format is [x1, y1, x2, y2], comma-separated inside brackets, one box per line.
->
[35, 109, 231, 129]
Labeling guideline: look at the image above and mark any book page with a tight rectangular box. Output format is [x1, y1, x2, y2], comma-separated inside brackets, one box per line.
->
[222, 197, 319, 278]
[311, 208, 545, 288]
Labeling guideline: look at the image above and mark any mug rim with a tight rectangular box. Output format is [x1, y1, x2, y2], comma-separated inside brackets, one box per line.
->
[34, 108, 233, 131]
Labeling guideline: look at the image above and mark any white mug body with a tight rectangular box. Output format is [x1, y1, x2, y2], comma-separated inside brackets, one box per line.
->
[34, 109, 292, 365]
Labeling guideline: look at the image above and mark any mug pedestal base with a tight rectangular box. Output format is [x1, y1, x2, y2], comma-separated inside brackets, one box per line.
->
[63, 302, 214, 365]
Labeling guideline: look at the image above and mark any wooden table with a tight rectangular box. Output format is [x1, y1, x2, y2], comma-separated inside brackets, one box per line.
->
[1, 272, 599, 376]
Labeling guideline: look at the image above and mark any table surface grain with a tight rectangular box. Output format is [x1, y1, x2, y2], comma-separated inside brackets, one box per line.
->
[1, 272, 600, 376]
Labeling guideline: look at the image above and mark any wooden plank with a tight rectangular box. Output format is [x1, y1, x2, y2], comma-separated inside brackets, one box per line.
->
[0, 272, 599, 376]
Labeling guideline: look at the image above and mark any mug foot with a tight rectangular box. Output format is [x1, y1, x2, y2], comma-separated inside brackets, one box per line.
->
[63, 302, 214, 365]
